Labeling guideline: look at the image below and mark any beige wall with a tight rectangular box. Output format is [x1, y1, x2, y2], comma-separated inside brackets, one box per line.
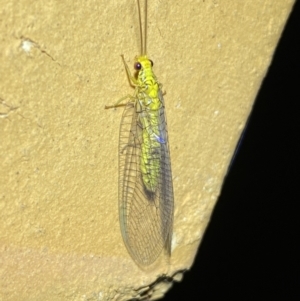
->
[0, 0, 294, 300]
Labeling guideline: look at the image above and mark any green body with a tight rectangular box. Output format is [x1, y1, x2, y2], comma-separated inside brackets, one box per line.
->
[135, 55, 163, 192]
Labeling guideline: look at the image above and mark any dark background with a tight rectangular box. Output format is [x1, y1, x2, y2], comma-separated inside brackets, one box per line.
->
[164, 1, 299, 300]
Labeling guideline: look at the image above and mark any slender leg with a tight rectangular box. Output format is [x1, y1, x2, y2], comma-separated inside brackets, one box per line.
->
[121, 55, 138, 86]
[105, 55, 137, 109]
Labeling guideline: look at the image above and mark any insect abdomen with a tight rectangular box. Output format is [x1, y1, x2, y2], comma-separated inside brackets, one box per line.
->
[140, 108, 162, 192]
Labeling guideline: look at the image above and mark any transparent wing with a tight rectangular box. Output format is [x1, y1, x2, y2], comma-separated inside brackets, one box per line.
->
[119, 93, 174, 266]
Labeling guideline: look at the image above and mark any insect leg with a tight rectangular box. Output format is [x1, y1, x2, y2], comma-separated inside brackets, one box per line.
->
[105, 55, 139, 109]
[121, 55, 138, 86]
[105, 95, 136, 109]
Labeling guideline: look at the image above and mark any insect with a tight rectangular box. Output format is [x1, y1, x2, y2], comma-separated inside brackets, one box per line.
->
[105, 0, 174, 266]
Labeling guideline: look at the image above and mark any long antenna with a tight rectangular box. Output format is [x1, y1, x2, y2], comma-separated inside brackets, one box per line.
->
[137, 0, 144, 55]
[144, 0, 148, 55]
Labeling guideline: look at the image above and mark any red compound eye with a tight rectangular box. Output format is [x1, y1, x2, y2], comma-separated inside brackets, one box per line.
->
[134, 62, 142, 70]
